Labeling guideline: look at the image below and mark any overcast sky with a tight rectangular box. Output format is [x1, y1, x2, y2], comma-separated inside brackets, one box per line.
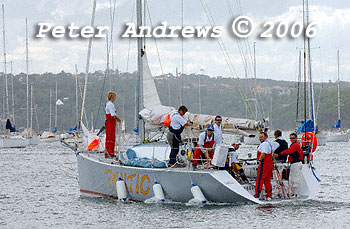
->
[2, 0, 350, 82]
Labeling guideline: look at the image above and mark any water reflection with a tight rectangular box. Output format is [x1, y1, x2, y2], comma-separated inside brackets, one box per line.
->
[255, 205, 276, 216]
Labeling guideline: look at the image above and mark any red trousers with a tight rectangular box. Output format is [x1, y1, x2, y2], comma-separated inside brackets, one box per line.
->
[105, 114, 116, 158]
[192, 149, 214, 165]
[255, 158, 273, 198]
[192, 139, 215, 165]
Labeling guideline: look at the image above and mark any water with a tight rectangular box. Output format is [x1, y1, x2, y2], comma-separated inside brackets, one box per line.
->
[1, 141, 349, 228]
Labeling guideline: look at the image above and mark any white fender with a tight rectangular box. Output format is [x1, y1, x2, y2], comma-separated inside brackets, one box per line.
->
[153, 182, 165, 202]
[116, 178, 127, 201]
[190, 184, 207, 204]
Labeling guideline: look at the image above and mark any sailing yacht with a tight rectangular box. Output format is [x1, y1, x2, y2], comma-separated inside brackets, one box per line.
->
[71, 0, 320, 204]
[22, 18, 40, 146]
[0, 133, 27, 148]
[327, 50, 349, 142]
[0, 4, 27, 148]
[295, 0, 327, 146]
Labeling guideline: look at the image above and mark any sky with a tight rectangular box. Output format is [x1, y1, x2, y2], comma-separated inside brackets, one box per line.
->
[1, 0, 350, 82]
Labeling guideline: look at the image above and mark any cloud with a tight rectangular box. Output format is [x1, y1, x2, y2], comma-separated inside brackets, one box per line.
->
[50, 6, 66, 21]
[5, 0, 350, 82]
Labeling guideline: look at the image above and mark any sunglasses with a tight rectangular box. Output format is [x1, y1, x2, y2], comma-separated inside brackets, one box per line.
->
[215, 119, 222, 121]
[290, 137, 296, 139]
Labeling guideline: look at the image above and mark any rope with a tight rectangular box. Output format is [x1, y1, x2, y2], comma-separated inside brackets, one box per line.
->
[145, 1, 164, 74]
[273, 163, 289, 199]
[181, 0, 184, 105]
[309, 161, 321, 182]
[94, 70, 108, 128]
[126, 0, 136, 72]
[108, 0, 117, 71]
[94, 0, 118, 128]
[199, 0, 257, 124]
[227, 0, 266, 123]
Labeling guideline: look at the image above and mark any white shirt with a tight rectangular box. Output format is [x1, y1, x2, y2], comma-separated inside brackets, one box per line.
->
[198, 131, 217, 153]
[258, 139, 272, 154]
[105, 101, 117, 116]
[272, 136, 284, 153]
[228, 147, 238, 163]
[213, 123, 222, 144]
[170, 112, 187, 130]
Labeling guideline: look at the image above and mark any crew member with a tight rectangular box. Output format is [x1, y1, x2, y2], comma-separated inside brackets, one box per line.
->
[228, 142, 248, 182]
[6, 119, 16, 132]
[213, 115, 223, 145]
[105, 91, 121, 158]
[272, 129, 288, 162]
[255, 132, 273, 200]
[167, 105, 193, 167]
[192, 125, 218, 169]
[274, 132, 303, 196]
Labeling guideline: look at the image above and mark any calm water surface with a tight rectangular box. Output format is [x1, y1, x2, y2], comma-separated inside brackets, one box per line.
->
[1, 140, 349, 228]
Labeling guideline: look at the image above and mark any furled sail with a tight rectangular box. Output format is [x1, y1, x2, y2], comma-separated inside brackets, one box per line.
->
[140, 107, 263, 136]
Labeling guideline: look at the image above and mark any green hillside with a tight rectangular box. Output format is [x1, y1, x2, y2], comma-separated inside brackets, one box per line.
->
[1, 70, 349, 133]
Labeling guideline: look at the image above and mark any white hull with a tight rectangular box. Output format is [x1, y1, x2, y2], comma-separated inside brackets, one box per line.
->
[76, 146, 320, 204]
[40, 136, 60, 142]
[41, 132, 60, 142]
[0, 136, 28, 148]
[316, 133, 327, 146]
[327, 133, 349, 142]
[25, 135, 40, 145]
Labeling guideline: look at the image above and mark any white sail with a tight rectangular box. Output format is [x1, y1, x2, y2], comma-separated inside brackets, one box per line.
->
[143, 54, 161, 109]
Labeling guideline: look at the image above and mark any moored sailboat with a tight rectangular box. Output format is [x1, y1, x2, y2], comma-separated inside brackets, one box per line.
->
[327, 50, 349, 142]
[0, 4, 27, 148]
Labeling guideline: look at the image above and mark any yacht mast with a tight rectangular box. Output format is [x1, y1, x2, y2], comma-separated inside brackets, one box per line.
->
[10, 61, 14, 125]
[136, 0, 144, 143]
[180, 0, 184, 105]
[306, 0, 316, 132]
[30, 84, 33, 130]
[302, 0, 307, 133]
[75, 64, 79, 125]
[198, 73, 201, 113]
[176, 67, 181, 105]
[79, 0, 97, 130]
[337, 50, 340, 122]
[55, 78, 57, 128]
[296, 50, 302, 124]
[49, 88, 52, 131]
[2, 4, 9, 119]
[25, 18, 29, 130]
[253, 42, 258, 119]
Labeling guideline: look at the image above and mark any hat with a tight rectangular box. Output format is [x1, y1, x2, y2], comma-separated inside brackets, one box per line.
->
[232, 142, 241, 145]
[207, 125, 214, 131]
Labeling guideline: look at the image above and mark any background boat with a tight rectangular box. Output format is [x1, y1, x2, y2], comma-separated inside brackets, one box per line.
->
[327, 50, 349, 143]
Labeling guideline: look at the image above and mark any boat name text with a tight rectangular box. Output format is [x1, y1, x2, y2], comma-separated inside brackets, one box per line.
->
[105, 170, 151, 195]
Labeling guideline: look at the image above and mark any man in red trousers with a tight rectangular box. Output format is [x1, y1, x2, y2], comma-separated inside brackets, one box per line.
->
[255, 132, 273, 200]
